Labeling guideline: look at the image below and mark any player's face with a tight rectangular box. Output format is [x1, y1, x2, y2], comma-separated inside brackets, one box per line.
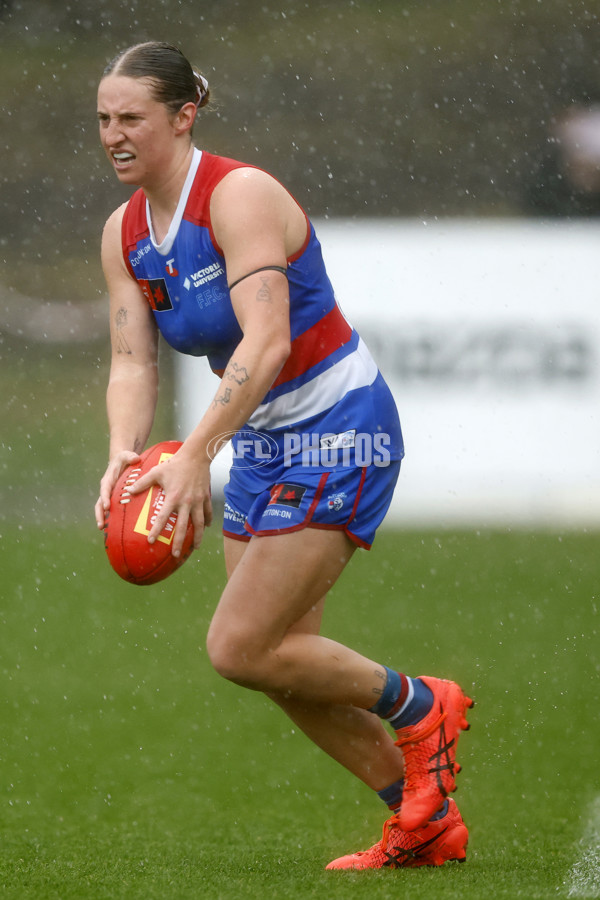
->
[97, 75, 182, 187]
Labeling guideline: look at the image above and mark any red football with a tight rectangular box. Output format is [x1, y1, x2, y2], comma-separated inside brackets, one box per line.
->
[103, 440, 194, 585]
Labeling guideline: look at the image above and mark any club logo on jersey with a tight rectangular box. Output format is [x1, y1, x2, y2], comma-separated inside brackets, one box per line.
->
[139, 278, 174, 312]
[268, 483, 306, 508]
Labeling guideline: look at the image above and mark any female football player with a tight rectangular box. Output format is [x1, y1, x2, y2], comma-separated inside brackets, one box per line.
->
[94, 41, 472, 869]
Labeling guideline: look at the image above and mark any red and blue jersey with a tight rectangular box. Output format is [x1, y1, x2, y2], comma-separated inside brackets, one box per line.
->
[121, 148, 403, 462]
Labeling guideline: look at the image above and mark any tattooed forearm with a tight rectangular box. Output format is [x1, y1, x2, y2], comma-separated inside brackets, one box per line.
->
[211, 386, 232, 409]
[211, 361, 249, 409]
[225, 362, 250, 385]
[115, 306, 132, 355]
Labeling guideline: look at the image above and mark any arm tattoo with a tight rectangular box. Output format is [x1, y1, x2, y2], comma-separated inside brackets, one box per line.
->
[212, 386, 232, 409]
[211, 362, 248, 408]
[256, 275, 272, 303]
[115, 306, 132, 355]
[226, 362, 250, 385]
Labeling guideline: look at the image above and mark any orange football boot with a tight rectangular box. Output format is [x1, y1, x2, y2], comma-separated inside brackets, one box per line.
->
[394, 676, 473, 832]
[325, 798, 468, 870]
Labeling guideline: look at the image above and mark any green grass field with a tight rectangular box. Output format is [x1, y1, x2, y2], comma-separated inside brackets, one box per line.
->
[0, 524, 598, 899]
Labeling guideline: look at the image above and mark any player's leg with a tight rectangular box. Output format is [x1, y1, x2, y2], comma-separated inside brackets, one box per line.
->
[223, 534, 404, 789]
[221, 534, 470, 870]
[215, 465, 471, 831]
[224, 533, 404, 789]
[208, 528, 394, 707]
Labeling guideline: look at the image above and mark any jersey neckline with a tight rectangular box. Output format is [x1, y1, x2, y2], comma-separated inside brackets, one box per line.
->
[146, 147, 203, 256]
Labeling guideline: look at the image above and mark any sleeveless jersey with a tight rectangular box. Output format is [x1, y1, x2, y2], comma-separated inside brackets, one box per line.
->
[121, 148, 403, 459]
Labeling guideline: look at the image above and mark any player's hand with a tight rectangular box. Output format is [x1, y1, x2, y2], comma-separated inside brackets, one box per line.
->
[95, 450, 142, 530]
[129, 450, 212, 556]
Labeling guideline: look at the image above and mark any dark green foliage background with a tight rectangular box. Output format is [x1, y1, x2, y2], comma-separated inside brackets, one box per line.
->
[2, 0, 599, 263]
[2, 0, 598, 522]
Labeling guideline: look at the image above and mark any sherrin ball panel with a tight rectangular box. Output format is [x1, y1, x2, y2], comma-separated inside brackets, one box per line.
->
[103, 441, 194, 585]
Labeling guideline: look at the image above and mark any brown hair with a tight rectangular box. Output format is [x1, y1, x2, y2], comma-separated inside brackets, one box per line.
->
[102, 41, 210, 116]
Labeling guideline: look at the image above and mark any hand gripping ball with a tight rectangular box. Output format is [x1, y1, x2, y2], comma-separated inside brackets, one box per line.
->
[103, 441, 194, 585]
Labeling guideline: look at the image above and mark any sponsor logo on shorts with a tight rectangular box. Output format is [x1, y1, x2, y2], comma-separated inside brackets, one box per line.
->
[263, 507, 293, 519]
[268, 483, 306, 508]
[223, 502, 246, 525]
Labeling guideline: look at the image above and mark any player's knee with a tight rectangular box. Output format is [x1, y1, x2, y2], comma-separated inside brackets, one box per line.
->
[206, 623, 265, 688]
[205, 626, 239, 681]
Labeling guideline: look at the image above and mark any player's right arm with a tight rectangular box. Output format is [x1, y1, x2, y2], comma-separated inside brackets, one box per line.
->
[94, 204, 160, 529]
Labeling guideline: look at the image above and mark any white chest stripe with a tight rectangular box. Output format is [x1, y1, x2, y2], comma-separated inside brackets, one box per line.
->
[247, 338, 378, 431]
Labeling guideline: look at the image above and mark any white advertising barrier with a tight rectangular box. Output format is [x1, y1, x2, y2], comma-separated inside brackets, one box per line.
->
[175, 219, 600, 526]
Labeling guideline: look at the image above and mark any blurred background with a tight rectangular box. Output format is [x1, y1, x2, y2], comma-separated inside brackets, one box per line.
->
[1, 0, 599, 527]
[1, 7, 599, 894]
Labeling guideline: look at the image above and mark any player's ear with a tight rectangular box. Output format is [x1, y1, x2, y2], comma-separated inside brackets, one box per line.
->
[174, 101, 197, 135]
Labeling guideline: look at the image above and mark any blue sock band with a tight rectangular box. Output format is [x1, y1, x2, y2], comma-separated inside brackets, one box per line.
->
[377, 778, 404, 810]
[387, 677, 434, 729]
[369, 667, 403, 716]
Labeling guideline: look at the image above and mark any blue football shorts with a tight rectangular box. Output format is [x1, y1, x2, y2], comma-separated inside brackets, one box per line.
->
[222, 458, 401, 550]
